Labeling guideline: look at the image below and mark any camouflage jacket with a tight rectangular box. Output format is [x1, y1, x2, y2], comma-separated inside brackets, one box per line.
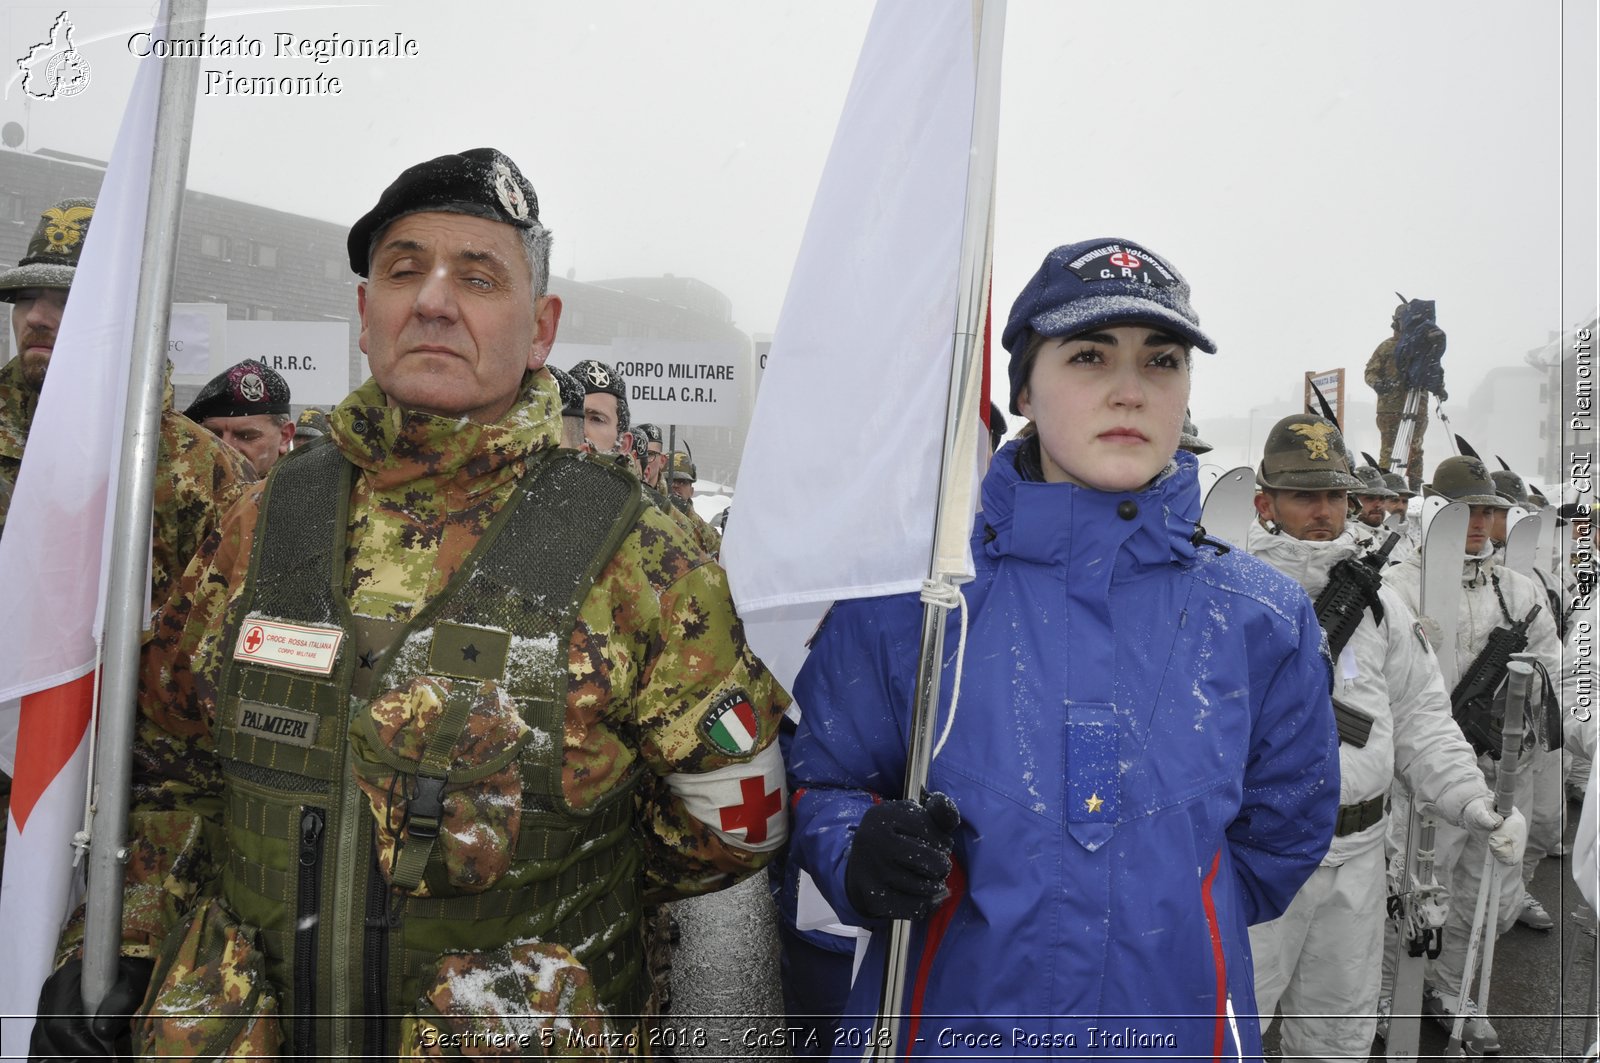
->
[668, 490, 722, 557]
[0, 357, 255, 608]
[94, 370, 787, 1052]
[1364, 337, 1407, 414]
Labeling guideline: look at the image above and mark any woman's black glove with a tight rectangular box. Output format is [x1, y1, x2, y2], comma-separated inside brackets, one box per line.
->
[844, 792, 960, 921]
[29, 955, 153, 1061]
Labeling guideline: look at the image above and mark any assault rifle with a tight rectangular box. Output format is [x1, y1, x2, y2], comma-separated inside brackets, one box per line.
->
[1315, 533, 1400, 748]
[1449, 603, 1540, 759]
[1315, 531, 1400, 658]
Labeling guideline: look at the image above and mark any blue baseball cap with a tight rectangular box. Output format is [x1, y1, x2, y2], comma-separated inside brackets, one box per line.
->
[1002, 238, 1216, 414]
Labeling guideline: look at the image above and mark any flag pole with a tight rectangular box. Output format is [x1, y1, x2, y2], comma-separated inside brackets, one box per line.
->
[870, 1, 1004, 1057]
[80, 0, 209, 1009]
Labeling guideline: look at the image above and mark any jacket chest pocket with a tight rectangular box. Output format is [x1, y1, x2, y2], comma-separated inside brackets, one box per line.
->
[349, 674, 536, 896]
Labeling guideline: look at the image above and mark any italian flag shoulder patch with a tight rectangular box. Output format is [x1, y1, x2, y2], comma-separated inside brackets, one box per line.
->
[699, 688, 759, 757]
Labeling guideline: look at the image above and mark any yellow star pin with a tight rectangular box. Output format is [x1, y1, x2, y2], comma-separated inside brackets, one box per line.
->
[1084, 792, 1104, 814]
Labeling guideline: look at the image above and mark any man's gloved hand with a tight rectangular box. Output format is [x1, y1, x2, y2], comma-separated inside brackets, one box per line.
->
[29, 955, 154, 1061]
[844, 792, 960, 921]
[1464, 796, 1528, 867]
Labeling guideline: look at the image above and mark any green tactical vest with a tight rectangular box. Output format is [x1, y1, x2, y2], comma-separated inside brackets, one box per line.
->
[212, 440, 648, 1057]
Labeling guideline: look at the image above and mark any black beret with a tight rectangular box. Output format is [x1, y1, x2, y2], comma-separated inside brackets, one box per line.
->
[184, 359, 290, 421]
[347, 148, 539, 277]
[568, 358, 630, 431]
[548, 366, 586, 417]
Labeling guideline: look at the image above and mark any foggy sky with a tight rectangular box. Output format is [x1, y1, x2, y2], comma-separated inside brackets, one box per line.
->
[2, 0, 1595, 472]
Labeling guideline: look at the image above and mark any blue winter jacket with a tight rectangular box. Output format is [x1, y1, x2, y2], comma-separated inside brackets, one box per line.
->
[787, 444, 1340, 1060]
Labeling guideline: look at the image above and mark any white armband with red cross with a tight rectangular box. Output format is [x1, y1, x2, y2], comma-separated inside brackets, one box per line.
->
[666, 743, 787, 853]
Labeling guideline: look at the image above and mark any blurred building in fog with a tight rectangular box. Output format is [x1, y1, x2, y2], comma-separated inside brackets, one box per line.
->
[0, 145, 755, 486]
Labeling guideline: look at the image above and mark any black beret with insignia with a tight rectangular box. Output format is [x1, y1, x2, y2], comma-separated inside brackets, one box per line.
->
[568, 358, 630, 432]
[347, 147, 540, 277]
[184, 359, 291, 421]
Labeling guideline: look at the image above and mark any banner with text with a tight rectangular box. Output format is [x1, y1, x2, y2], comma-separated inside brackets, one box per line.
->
[549, 340, 744, 427]
[224, 320, 351, 407]
[1304, 367, 1346, 428]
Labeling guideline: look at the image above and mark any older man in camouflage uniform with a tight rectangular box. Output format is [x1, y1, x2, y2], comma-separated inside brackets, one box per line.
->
[32, 150, 787, 1059]
[0, 198, 252, 882]
[185, 359, 297, 476]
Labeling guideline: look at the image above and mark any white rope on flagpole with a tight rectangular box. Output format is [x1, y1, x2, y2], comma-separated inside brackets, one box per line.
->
[69, 641, 105, 868]
[919, 580, 968, 762]
[869, 2, 1005, 1058]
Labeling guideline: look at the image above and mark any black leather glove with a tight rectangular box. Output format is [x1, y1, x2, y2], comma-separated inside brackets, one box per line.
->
[30, 955, 154, 1061]
[844, 792, 960, 921]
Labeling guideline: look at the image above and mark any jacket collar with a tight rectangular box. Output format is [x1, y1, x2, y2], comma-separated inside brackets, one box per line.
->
[329, 370, 561, 493]
[0, 357, 38, 462]
[979, 439, 1202, 571]
[1246, 520, 1358, 596]
[1461, 539, 1498, 587]
[1, 357, 178, 463]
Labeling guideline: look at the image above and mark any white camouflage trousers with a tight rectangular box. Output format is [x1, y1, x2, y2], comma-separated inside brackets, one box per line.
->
[1427, 752, 1536, 1000]
[1250, 845, 1386, 1063]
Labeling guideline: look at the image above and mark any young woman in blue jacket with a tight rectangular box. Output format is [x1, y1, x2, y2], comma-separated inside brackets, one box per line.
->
[787, 239, 1341, 1060]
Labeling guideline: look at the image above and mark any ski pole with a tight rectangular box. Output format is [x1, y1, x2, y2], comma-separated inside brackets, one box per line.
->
[1445, 843, 1495, 1058]
[1445, 660, 1531, 1058]
[1474, 658, 1534, 1019]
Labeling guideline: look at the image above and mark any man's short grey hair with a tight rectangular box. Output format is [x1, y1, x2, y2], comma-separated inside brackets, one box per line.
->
[520, 221, 552, 301]
[269, 413, 292, 428]
[367, 207, 553, 306]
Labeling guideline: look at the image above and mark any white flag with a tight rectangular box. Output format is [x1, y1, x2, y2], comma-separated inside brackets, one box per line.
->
[721, 0, 981, 649]
[0, 7, 168, 1052]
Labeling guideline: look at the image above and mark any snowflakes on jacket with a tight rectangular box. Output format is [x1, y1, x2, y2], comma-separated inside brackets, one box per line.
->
[0, 356, 255, 606]
[787, 444, 1341, 1059]
[87, 369, 786, 968]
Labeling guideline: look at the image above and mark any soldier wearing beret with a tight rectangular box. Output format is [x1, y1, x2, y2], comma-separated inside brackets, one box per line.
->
[185, 359, 295, 475]
[569, 356, 630, 454]
[547, 365, 587, 449]
[0, 199, 253, 881]
[32, 149, 787, 1059]
[633, 423, 666, 489]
